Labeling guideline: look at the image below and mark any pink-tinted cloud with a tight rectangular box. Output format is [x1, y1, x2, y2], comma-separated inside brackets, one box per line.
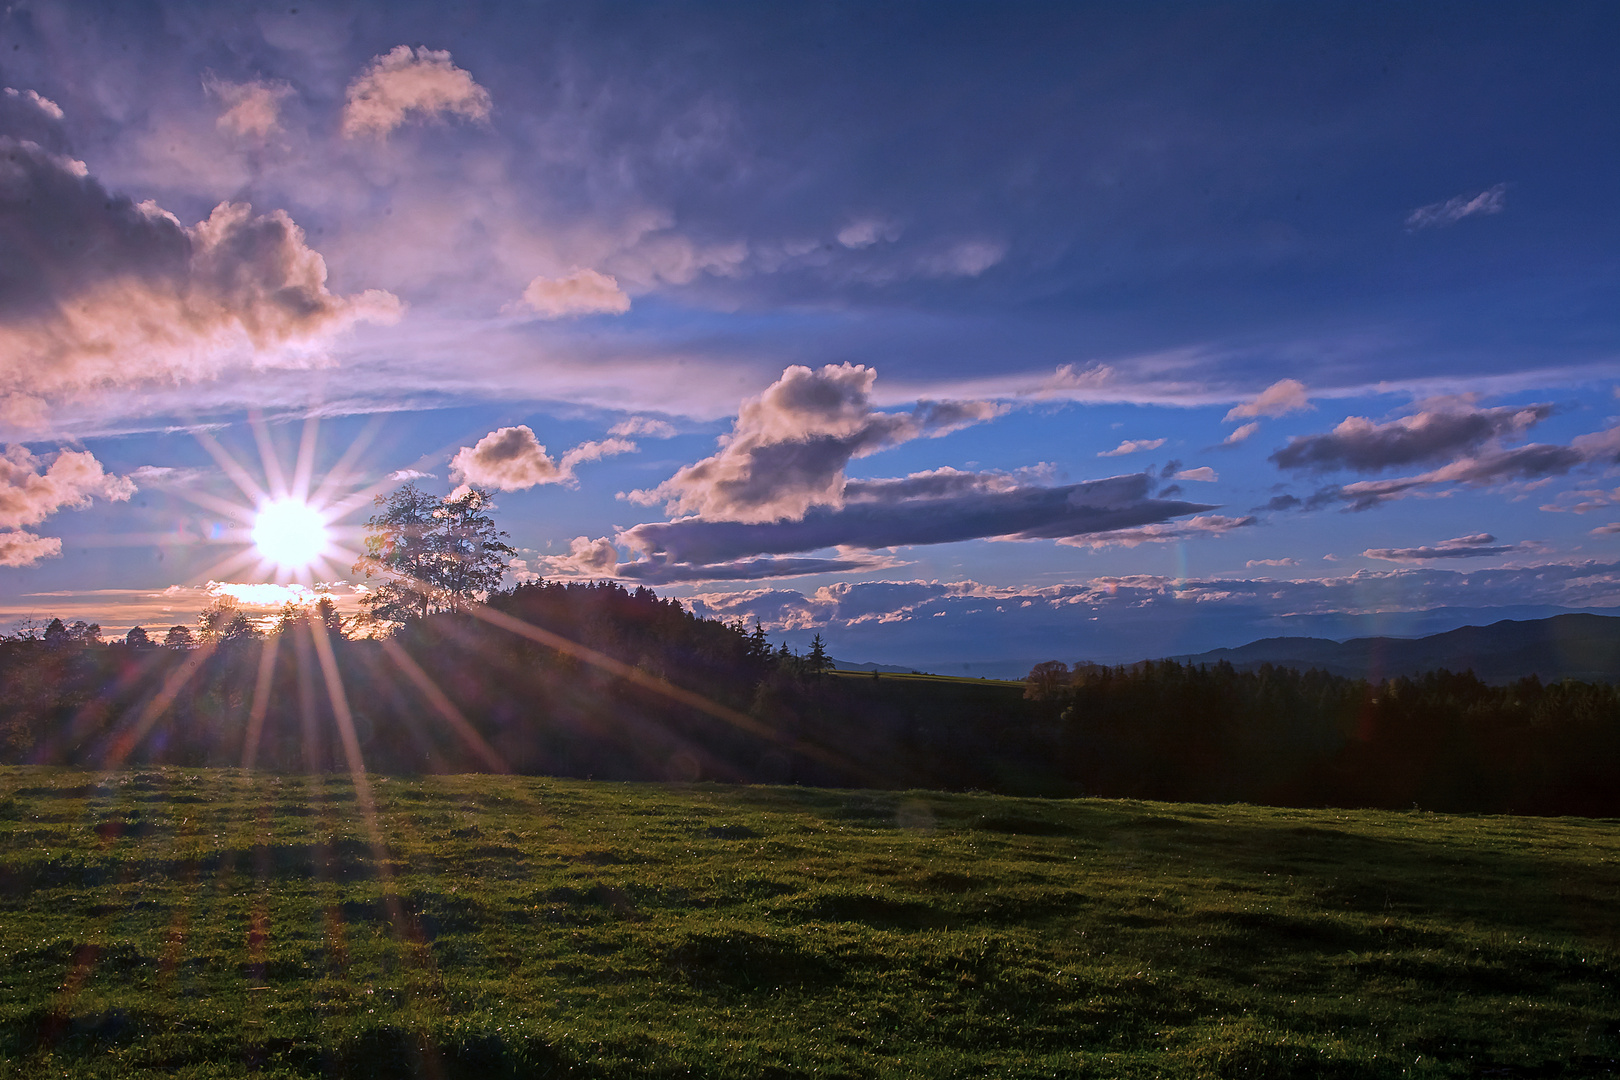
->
[205, 75, 295, 138]
[520, 269, 631, 318]
[0, 446, 136, 567]
[0, 446, 135, 529]
[1099, 437, 1166, 457]
[449, 426, 637, 492]
[0, 96, 400, 425]
[341, 46, 492, 138]
[1224, 378, 1312, 422]
[1221, 421, 1261, 445]
[0, 530, 60, 568]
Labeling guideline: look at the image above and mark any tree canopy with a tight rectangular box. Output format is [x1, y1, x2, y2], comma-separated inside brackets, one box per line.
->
[353, 483, 514, 625]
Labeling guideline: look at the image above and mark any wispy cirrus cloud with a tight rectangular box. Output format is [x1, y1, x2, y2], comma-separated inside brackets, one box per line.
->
[1405, 183, 1509, 230]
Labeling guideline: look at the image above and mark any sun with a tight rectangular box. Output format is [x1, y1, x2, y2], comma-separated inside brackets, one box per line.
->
[251, 498, 330, 571]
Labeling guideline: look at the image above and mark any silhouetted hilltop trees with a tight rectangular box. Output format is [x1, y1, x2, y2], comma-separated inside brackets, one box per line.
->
[1, 584, 1617, 816]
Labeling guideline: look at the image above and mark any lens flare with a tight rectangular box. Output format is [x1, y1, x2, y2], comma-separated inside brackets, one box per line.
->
[251, 498, 328, 570]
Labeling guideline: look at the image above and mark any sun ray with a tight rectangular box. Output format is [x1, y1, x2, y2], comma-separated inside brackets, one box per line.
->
[292, 416, 321, 504]
[311, 415, 387, 509]
[242, 635, 281, 771]
[193, 427, 269, 507]
[378, 637, 509, 772]
[102, 642, 219, 768]
[248, 410, 290, 501]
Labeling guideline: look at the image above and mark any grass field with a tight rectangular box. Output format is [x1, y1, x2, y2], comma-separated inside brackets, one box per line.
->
[1, 767, 1616, 1078]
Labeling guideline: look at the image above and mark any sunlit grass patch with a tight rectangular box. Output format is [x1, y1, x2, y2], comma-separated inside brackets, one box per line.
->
[1, 767, 1617, 1078]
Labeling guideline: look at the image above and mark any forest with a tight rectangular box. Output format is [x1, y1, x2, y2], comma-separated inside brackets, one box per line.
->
[1, 579, 1617, 816]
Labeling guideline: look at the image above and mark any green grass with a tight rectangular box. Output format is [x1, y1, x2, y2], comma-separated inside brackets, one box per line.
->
[1, 767, 1617, 1078]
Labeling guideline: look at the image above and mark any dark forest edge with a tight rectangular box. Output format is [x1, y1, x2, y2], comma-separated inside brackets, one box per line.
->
[2, 580, 1617, 817]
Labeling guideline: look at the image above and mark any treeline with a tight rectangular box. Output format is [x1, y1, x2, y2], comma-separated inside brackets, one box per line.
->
[1028, 659, 1620, 816]
[2, 584, 1617, 815]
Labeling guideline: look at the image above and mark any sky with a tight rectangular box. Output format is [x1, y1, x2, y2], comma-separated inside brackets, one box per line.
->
[1, 0, 1618, 672]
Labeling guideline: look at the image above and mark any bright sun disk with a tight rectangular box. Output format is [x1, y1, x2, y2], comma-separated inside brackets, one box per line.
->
[251, 498, 328, 570]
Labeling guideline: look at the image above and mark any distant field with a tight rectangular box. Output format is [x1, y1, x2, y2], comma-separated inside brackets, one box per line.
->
[1, 768, 1617, 1078]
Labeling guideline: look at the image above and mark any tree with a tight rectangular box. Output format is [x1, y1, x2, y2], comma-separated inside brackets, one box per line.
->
[163, 624, 194, 649]
[125, 625, 151, 648]
[807, 633, 831, 676]
[353, 482, 514, 625]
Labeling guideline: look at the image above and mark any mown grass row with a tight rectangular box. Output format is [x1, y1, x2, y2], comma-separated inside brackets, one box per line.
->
[1, 767, 1617, 1078]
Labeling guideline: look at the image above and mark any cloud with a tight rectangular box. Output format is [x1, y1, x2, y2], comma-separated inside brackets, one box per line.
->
[207, 580, 323, 607]
[450, 426, 560, 491]
[1591, 523, 1620, 536]
[520, 269, 632, 318]
[0, 530, 61, 568]
[1173, 466, 1218, 482]
[1362, 533, 1535, 562]
[628, 363, 1002, 523]
[1224, 378, 1311, 422]
[1254, 494, 1302, 512]
[1311, 427, 1619, 511]
[1270, 403, 1554, 473]
[341, 46, 492, 138]
[922, 239, 1006, 277]
[678, 559, 1620, 644]
[0, 446, 135, 567]
[449, 426, 638, 492]
[1247, 558, 1298, 568]
[0, 100, 401, 425]
[389, 468, 436, 481]
[1057, 513, 1255, 549]
[1405, 183, 1509, 230]
[617, 472, 1215, 577]
[205, 75, 295, 138]
[1221, 421, 1261, 446]
[1540, 487, 1620, 514]
[609, 416, 677, 439]
[559, 437, 637, 473]
[1035, 363, 1116, 398]
[836, 218, 899, 249]
[0, 446, 136, 529]
[1099, 438, 1166, 457]
[540, 535, 621, 578]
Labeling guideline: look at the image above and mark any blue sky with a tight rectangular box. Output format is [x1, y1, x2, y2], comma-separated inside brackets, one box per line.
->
[1, 1, 1617, 668]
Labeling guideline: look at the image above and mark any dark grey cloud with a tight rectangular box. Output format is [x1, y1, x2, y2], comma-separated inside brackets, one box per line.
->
[621, 473, 1214, 568]
[1270, 404, 1553, 474]
[1362, 533, 1534, 562]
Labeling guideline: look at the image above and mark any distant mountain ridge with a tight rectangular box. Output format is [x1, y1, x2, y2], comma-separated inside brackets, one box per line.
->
[1163, 613, 1620, 685]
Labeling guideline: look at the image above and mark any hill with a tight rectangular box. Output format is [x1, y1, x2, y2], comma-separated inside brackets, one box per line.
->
[1165, 612, 1620, 683]
[1, 767, 1616, 1078]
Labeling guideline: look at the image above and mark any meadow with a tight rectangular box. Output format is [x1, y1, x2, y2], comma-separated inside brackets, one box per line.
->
[1, 767, 1616, 1078]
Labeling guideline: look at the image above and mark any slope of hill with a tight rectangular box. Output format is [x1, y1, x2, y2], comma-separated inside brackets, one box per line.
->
[1167, 612, 1620, 683]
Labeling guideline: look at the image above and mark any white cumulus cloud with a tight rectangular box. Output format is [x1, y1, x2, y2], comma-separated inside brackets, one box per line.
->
[520, 269, 631, 318]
